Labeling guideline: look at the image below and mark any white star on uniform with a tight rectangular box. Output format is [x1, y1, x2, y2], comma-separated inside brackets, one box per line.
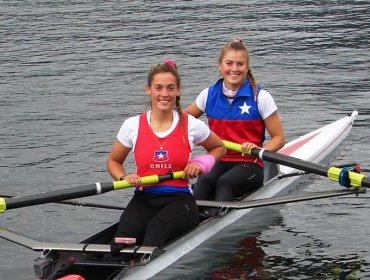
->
[239, 102, 251, 114]
[157, 152, 165, 159]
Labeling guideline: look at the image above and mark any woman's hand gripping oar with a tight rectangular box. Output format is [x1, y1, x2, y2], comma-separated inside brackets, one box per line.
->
[0, 171, 184, 213]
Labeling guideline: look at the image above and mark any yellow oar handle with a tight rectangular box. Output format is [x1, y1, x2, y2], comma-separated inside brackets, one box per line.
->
[222, 140, 251, 155]
[112, 171, 185, 190]
[0, 198, 5, 213]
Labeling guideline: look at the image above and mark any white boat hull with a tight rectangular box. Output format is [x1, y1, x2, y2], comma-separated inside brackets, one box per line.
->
[118, 111, 358, 280]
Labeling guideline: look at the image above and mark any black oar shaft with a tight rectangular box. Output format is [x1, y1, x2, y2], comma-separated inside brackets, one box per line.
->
[253, 150, 328, 176]
[222, 141, 370, 189]
[255, 149, 370, 188]
[4, 183, 114, 210]
[1, 171, 185, 213]
[0, 194, 125, 211]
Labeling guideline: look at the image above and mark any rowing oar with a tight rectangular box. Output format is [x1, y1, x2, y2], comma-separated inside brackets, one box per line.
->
[0, 194, 125, 211]
[0, 171, 184, 213]
[223, 140, 370, 189]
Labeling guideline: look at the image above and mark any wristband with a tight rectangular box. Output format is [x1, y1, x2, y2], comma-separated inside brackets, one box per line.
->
[189, 154, 216, 174]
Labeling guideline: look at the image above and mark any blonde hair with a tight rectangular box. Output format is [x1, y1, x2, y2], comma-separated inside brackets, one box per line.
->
[218, 38, 258, 96]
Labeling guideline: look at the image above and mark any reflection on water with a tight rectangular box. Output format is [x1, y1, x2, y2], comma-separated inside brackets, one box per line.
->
[204, 236, 271, 280]
[205, 234, 364, 280]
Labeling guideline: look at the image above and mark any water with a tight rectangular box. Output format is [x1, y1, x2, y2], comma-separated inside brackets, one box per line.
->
[1, 1, 369, 279]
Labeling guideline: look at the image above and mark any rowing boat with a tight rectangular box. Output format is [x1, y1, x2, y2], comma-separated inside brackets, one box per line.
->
[0, 111, 363, 280]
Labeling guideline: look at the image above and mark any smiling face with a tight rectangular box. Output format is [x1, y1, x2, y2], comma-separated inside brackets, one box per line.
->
[218, 49, 249, 91]
[146, 72, 180, 112]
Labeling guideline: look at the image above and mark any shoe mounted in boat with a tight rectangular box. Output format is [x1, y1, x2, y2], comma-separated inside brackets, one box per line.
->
[199, 208, 219, 219]
[200, 207, 231, 219]
[199, 209, 213, 219]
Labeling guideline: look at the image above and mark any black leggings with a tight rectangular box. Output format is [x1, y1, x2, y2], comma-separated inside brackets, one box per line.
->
[114, 192, 199, 247]
[193, 161, 264, 201]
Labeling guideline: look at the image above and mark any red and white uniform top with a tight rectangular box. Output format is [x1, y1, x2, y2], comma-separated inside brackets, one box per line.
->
[195, 79, 277, 166]
[116, 110, 210, 193]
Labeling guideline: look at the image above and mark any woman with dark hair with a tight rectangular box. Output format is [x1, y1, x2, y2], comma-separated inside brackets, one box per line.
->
[107, 60, 225, 252]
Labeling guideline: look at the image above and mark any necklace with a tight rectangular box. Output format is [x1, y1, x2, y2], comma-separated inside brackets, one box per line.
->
[149, 112, 172, 150]
[153, 133, 168, 150]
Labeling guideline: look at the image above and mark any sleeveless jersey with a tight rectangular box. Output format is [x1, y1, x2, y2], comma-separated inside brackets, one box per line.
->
[134, 112, 191, 190]
[205, 79, 265, 166]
